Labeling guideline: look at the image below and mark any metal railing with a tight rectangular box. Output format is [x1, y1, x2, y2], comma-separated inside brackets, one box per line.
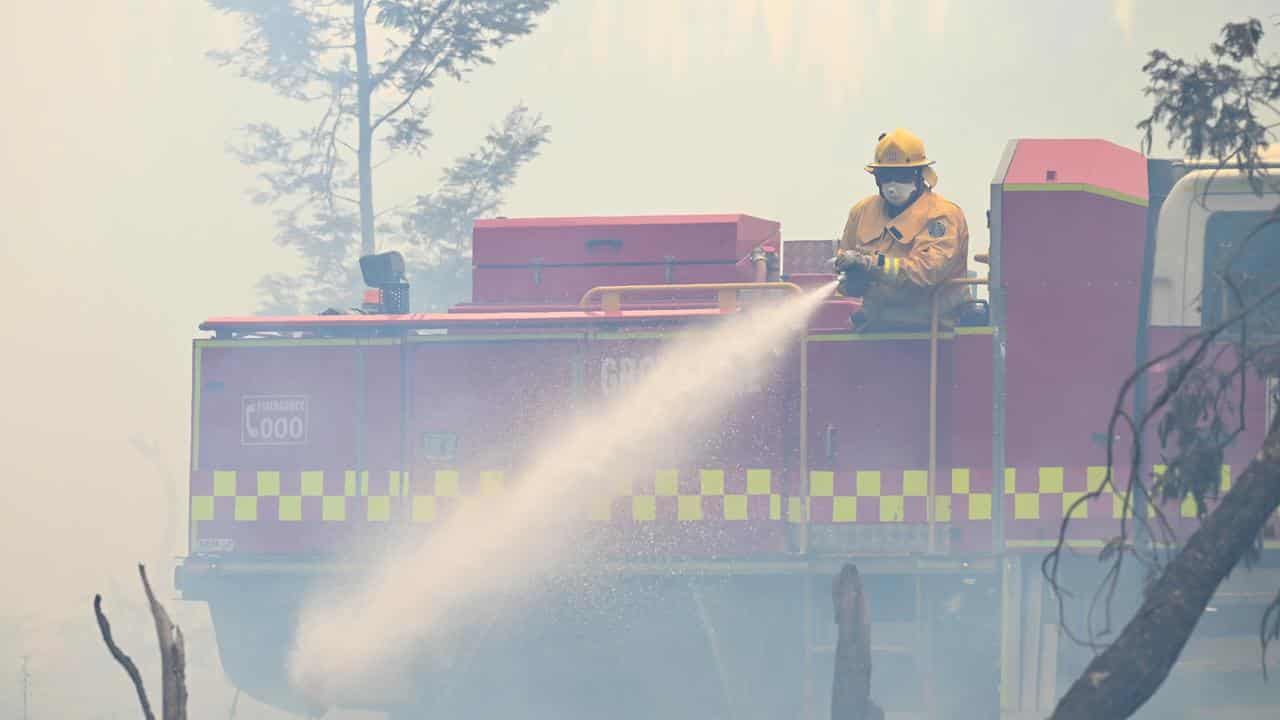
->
[578, 281, 803, 313]
[928, 276, 990, 554]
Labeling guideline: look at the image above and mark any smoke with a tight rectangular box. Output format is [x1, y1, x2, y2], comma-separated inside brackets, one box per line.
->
[287, 283, 835, 706]
[760, 0, 795, 66]
[588, 0, 611, 64]
[1113, 0, 1136, 41]
[926, 0, 950, 36]
[582, 1, 872, 105]
[878, 0, 895, 34]
[804, 0, 863, 106]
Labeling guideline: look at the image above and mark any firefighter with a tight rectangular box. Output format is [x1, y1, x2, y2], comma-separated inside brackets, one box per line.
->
[833, 129, 969, 332]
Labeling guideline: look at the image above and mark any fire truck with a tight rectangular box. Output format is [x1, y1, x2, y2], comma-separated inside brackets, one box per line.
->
[177, 138, 1280, 719]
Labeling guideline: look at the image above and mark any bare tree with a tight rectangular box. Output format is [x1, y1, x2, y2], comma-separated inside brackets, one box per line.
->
[1045, 17, 1280, 719]
[95, 564, 187, 720]
[209, 0, 554, 313]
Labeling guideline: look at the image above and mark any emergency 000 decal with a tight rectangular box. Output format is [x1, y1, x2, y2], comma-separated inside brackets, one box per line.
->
[242, 395, 309, 446]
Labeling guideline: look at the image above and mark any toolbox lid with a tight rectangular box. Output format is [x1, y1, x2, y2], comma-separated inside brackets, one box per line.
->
[472, 213, 781, 267]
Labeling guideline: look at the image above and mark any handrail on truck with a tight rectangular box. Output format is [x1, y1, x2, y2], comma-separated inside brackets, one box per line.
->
[578, 281, 803, 313]
[928, 276, 990, 554]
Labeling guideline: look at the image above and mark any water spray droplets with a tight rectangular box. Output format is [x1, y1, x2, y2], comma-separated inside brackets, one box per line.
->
[288, 283, 836, 704]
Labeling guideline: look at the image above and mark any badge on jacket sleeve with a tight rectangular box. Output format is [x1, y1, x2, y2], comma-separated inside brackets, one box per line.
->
[927, 218, 947, 238]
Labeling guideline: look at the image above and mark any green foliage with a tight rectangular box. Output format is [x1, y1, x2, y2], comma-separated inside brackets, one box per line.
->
[1138, 18, 1280, 190]
[397, 104, 550, 311]
[208, 0, 556, 313]
[1045, 17, 1280, 673]
[1153, 361, 1234, 519]
[1138, 17, 1279, 522]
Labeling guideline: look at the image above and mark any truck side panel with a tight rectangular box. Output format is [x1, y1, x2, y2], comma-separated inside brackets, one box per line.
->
[804, 332, 996, 554]
[189, 331, 797, 560]
[997, 140, 1149, 549]
[190, 339, 404, 556]
[576, 335, 796, 556]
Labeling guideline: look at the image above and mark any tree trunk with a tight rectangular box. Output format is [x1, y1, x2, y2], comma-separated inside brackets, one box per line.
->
[1050, 419, 1280, 719]
[832, 563, 883, 720]
[353, 0, 375, 256]
[95, 594, 157, 720]
[94, 564, 188, 720]
[140, 564, 188, 720]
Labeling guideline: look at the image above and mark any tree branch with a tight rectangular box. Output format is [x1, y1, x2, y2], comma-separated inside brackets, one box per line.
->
[321, 103, 346, 212]
[1050, 415, 1280, 719]
[372, 46, 451, 132]
[1046, 278, 1280, 650]
[94, 593, 157, 720]
[375, 201, 410, 218]
[140, 563, 188, 720]
[373, 0, 457, 89]
[1264, 587, 1280, 680]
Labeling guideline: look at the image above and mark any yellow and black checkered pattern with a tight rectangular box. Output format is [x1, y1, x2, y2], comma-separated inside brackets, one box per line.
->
[1002, 465, 1233, 521]
[937, 468, 993, 521]
[192, 465, 1237, 526]
[192, 468, 782, 523]
[408, 469, 506, 523]
[805, 468, 991, 523]
[807, 469, 926, 522]
[1004, 467, 1082, 521]
[191, 470, 410, 523]
[802, 465, 1238, 524]
[587, 468, 782, 522]
[1155, 463, 1233, 519]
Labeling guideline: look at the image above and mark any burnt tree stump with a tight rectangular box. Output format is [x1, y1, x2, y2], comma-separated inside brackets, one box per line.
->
[832, 563, 883, 720]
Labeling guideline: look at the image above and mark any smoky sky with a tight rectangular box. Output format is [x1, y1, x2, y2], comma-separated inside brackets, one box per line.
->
[1, 0, 1275, 715]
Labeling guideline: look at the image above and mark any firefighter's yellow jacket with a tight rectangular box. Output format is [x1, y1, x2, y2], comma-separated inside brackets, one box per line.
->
[838, 189, 970, 328]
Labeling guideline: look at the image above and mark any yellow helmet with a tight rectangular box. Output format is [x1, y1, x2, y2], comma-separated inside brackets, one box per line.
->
[865, 128, 938, 188]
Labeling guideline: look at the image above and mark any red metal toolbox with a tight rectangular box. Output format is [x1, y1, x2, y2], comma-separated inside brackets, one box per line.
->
[471, 214, 781, 304]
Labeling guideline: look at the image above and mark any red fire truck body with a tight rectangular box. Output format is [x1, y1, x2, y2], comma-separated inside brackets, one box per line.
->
[178, 139, 1280, 719]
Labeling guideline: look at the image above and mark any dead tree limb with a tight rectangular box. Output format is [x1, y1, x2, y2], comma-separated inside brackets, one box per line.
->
[94, 593, 157, 720]
[139, 563, 188, 720]
[1049, 418, 1280, 719]
[94, 565, 188, 720]
[831, 563, 883, 720]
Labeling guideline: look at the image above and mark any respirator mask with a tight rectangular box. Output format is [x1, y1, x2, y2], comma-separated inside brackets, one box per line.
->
[879, 181, 917, 207]
[876, 167, 922, 208]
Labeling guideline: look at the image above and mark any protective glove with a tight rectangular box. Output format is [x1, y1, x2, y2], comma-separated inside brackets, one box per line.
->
[834, 249, 879, 273]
